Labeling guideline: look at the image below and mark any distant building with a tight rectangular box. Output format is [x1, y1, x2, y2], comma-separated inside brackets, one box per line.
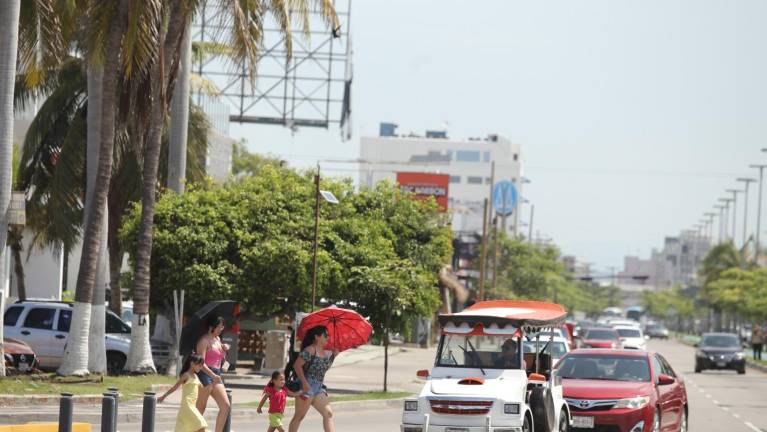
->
[360, 123, 525, 236]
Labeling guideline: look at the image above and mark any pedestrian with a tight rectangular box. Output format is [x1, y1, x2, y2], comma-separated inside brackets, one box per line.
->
[753, 324, 764, 361]
[158, 354, 208, 432]
[288, 325, 339, 432]
[196, 316, 231, 432]
[258, 371, 298, 432]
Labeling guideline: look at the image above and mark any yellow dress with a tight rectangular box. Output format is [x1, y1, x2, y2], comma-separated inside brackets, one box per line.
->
[175, 374, 208, 432]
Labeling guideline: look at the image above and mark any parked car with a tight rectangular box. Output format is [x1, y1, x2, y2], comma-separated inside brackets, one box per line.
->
[3, 337, 38, 373]
[401, 300, 571, 432]
[644, 323, 669, 339]
[694, 332, 745, 374]
[578, 327, 622, 349]
[613, 325, 648, 350]
[3, 300, 167, 373]
[558, 349, 688, 432]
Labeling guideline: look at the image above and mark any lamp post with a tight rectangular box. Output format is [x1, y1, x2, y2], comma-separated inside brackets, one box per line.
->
[736, 177, 756, 247]
[311, 166, 339, 311]
[725, 189, 741, 245]
[704, 212, 716, 242]
[714, 205, 725, 243]
[750, 162, 767, 262]
[719, 198, 733, 242]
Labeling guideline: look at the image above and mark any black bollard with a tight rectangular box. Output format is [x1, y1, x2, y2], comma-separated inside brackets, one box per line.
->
[141, 392, 156, 432]
[101, 393, 116, 432]
[58, 392, 73, 432]
[222, 389, 233, 432]
[108, 387, 119, 430]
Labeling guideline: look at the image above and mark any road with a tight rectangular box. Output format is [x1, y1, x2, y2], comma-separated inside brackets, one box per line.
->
[103, 338, 767, 432]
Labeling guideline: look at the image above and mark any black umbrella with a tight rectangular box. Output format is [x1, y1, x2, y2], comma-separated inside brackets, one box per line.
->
[180, 300, 239, 356]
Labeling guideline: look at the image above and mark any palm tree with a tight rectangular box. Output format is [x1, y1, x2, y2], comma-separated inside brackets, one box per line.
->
[699, 241, 746, 331]
[124, 0, 340, 373]
[0, 0, 22, 379]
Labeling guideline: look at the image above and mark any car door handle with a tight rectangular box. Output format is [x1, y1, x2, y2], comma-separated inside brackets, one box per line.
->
[20, 330, 30, 335]
[55, 334, 66, 339]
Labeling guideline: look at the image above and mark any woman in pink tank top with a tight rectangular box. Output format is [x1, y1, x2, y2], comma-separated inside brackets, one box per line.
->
[195, 316, 231, 432]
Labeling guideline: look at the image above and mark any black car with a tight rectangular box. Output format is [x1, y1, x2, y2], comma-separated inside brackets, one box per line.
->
[695, 332, 745, 374]
[644, 323, 669, 339]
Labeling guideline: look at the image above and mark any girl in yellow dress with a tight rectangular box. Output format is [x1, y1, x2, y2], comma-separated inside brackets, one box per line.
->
[158, 354, 209, 432]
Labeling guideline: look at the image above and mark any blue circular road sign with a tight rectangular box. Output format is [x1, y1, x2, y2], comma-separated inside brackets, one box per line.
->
[493, 181, 518, 216]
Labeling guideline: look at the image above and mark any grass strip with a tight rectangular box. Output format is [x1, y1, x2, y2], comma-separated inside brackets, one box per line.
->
[0, 373, 175, 400]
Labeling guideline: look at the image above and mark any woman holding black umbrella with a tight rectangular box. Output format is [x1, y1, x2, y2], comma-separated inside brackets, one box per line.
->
[195, 316, 231, 432]
[288, 325, 339, 432]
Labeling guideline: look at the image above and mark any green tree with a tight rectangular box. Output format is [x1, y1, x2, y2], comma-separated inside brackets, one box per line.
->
[231, 139, 285, 177]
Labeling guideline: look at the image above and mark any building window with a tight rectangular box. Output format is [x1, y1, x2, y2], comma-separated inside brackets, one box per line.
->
[467, 176, 483, 185]
[485, 177, 492, 184]
[513, 153, 519, 161]
[456, 150, 480, 162]
[449, 175, 461, 184]
[483, 151, 491, 162]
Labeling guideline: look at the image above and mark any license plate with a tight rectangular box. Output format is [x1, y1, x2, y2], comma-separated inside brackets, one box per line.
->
[572, 416, 595, 428]
[17, 362, 30, 372]
[717, 361, 726, 367]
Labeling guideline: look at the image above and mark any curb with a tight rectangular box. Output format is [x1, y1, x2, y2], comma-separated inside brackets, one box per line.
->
[746, 360, 767, 373]
[0, 397, 406, 424]
[0, 385, 172, 408]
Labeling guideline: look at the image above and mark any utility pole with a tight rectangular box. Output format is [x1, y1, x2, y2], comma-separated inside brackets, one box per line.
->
[714, 205, 725, 243]
[719, 198, 733, 242]
[528, 204, 535, 243]
[725, 189, 741, 245]
[737, 178, 756, 247]
[750, 163, 767, 263]
[478, 199, 489, 301]
[491, 215, 499, 296]
[311, 164, 321, 311]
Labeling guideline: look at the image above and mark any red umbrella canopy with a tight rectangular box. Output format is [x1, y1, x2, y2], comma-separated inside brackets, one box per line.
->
[297, 306, 373, 352]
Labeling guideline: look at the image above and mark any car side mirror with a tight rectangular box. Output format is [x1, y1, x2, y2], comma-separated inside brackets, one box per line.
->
[658, 374, 675, 385]
[416, 369, 430, 379]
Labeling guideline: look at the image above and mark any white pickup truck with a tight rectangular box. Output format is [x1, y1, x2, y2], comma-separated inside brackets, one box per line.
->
[401, 300, 571, 432]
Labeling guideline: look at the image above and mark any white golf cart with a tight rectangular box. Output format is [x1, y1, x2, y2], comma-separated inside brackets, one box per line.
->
[401, 300, 571, 432]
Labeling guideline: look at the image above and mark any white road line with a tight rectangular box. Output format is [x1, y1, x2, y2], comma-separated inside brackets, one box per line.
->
[713, 400, 719, 404]
[705, 394, 712, 399]
[744, 422, 761, 432]
[734, 414, 741, 419]
[722, 406, 730, 412]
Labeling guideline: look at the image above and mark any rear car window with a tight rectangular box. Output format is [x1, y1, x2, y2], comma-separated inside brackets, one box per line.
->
[617, 329, 641, 338]
[3, 306, 23, 326]
[585, 330, 618, 340]
[23, 308, 56, 330]
[57, 309, 72, 332]
[106, 311, 130, 334]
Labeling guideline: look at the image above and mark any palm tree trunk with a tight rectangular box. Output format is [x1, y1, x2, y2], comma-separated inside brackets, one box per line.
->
[86, 67, 109, 375]
[9, 227, 26, 300]
[59, 0, 127, 376]
[107, 191, 123, 317]
[168, 26, 191, 194]
[0, 0, 21, 378]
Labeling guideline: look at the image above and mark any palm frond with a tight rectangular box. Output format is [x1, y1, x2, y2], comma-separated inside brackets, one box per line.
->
[189, 73, 220, 96]
[220, 0, 263, 83]
[191, 41, 232, 64]
[85, 0, 117, 67]
[268, 0, 293, 56]
[122, 0, 162, 78]
[18, 0, 68, 87]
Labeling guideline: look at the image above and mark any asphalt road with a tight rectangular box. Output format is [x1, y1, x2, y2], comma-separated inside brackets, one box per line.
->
[646, 338, 767, 432]
[105, 338, 767, 432]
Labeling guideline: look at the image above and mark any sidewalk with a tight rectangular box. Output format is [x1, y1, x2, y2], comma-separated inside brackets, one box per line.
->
[0, 345, 436, 424]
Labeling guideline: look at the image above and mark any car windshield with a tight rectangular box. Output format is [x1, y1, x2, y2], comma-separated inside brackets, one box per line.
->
[701, 335, 739, 348]
[617, 329, 641, 338]
[557, 355, 651, 382]
[437, 334, 523, 370]
[523, 341, 568, 358]
[585, 330, 618, 340]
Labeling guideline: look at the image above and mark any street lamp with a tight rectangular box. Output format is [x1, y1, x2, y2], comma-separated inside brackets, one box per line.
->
[311, 167, 339, 311]
[750, 161, 767, 262]
[737, 177, 756, 247]
[725, 189, 741, 244]
[718, 198, 733, 241]
[714, 205, 726, 243]
[704, 212, 716, 242]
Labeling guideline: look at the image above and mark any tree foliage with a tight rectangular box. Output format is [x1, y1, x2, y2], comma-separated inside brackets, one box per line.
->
[120, 166, 452, 334]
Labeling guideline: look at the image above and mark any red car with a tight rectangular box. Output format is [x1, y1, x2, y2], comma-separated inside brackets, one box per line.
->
[3, 337, 38, 373]
[557, 349, 687, 432]
[579, 327, 621, 349]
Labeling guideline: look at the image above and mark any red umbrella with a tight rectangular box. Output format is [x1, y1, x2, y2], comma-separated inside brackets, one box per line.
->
[297, 306, 373, 352]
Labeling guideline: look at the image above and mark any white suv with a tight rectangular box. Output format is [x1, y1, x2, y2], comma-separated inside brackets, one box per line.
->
[3, 300, 166, 373]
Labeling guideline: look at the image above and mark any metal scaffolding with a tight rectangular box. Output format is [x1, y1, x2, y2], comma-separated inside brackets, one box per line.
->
[191, 0, 352, 131]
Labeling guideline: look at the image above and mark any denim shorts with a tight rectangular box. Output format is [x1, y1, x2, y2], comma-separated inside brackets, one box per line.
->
[303, 379, 327, 398]
[197, 367, 225, 387]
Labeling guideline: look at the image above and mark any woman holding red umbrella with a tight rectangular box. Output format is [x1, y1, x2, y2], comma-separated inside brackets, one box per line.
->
[288, 325, 338, 432]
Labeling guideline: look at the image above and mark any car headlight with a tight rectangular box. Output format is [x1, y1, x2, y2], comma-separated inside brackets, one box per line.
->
[404, 400, 419, 411]
[504, 403, 521, 414]
[614, 396, 650, 409]
[735, 352, 744, 359]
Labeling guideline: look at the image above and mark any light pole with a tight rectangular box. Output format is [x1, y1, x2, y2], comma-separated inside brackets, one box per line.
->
[719, 198, 733, 242]
[750, 162, 767, 262]
[704, 212, 716, 242]
[725, 189, 741, 244]
[737, 177, 756, 247]
[311, 166, 339, 311]
[714, 205, 725, 243]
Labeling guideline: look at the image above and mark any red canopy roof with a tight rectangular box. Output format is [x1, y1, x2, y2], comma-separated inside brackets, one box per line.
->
[438, 300, 567, 329]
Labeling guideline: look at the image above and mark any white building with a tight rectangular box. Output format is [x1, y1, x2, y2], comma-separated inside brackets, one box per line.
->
[359, 123, 524, 236]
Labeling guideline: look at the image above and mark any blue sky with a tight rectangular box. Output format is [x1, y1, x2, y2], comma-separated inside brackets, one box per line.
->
[230, 0, 767, 273]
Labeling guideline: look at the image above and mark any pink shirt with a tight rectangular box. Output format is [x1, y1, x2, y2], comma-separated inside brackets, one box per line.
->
[264, 386, 287, 413]
[204, 339, 226, 369]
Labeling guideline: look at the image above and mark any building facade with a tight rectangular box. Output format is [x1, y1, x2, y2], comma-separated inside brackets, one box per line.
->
[359, 123, 525, 236]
